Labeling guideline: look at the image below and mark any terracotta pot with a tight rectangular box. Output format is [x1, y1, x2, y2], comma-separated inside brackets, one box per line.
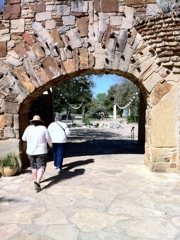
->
[2, 167, 18, 177]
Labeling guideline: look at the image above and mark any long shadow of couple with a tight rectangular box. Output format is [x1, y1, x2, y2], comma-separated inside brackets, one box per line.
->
[41, 158, 94, 190]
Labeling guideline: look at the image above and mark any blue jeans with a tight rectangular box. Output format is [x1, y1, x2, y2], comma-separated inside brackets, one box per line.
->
[52, 143, 65, 169]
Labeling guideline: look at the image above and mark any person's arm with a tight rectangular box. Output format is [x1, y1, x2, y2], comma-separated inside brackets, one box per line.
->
[46, 129, 52, 148]
[65, 125, 71, 137]
[22, 127, 29, 141]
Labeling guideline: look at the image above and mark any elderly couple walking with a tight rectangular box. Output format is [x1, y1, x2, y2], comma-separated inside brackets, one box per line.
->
[22, 115, 71, 192]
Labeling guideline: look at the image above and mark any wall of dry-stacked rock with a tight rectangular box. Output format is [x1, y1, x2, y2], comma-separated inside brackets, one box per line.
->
[0, 0, 180, 172]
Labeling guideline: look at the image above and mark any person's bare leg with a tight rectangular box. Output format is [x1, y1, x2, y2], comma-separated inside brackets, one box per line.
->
[36, 167, 45, 184]
[32, 168, 37, 181]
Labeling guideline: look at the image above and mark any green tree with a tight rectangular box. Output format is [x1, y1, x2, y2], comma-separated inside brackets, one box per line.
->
[104, 84, 118, 115]
[94, 93, 107, 111]
[88, 93, 108, 118]
[53, 75, 95, 118]
[105, 79, 139, 117]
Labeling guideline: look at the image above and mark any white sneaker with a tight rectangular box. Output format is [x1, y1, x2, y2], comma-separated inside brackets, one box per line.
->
[56, 168, 61, 173]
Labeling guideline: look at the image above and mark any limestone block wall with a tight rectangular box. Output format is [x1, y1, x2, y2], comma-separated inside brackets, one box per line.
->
[0, 0, 179, 172]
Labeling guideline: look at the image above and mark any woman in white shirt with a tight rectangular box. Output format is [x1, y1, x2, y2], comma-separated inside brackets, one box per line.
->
[22, 115, 52, 192]
[48, 116, 70, 173]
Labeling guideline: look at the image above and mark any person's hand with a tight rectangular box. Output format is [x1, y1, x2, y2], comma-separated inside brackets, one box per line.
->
[47, 145, 51, 151]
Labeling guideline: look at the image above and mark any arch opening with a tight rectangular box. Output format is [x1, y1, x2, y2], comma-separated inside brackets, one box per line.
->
[19, 71, 147, 167]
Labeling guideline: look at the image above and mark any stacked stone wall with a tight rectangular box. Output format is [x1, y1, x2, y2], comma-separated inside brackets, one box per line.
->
[0, 0, 179, 172]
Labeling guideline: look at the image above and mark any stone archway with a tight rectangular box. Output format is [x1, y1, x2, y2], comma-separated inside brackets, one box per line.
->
[0, 0, 179, 172]
[18, 69, 147, 166]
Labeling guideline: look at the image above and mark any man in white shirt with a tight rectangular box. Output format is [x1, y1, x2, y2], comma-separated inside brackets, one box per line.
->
[22, 115, 52, 192]
[48, 116, 70, 173]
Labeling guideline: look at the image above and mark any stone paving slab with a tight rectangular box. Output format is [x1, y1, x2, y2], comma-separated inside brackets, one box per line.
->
[1, 126, 180, 239]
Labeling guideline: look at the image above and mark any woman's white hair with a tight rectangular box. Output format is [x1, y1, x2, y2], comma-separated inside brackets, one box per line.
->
[55, 116, 61, 121]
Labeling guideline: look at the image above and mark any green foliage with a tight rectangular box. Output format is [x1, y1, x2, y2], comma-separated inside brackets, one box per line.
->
[105, 78, 139, 117]
[127, 115, 137, 123]
[105, 84, 119, 113]
[0, 152, 20, 169]
[53, 75, 95, 117]
[82, 117, 92, 125]
[89, 93, 108, 115]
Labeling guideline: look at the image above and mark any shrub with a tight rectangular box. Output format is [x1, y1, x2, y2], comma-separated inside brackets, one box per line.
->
[0, 152, 21, 169]
[82, 117, 92, 126]
[127, 116, 137, 123]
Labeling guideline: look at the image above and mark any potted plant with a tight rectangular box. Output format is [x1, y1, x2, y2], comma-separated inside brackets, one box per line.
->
[0, 152, 21, 177]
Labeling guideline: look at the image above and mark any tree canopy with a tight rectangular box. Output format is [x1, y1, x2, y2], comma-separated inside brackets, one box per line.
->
[53, 75, 95, 118]
[105, 78, 139, 116]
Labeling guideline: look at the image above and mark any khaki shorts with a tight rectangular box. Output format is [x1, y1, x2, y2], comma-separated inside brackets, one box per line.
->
[28, 154, 47, 170]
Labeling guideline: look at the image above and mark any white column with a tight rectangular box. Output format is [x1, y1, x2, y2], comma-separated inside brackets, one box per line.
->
[113, 103, 117, 119]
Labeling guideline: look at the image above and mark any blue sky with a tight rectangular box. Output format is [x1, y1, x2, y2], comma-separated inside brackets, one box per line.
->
[0, 0, 3, 11]
[91, 74, 122, 97]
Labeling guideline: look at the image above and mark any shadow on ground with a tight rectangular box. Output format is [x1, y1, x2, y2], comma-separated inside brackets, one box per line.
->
[41, 158, 95, 189]
[41, 168, 86, 189]
[47, 128, 144, 161]
[66, 139, 144, 156]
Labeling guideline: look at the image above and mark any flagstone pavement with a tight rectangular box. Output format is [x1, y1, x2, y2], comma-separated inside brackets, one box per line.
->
[1, 124, 180, 240]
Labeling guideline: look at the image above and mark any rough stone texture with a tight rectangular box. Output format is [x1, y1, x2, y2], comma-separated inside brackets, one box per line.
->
[71, 0, 88, 13]
[1, 101, 19, 114]
[0, 115, 5, 128]
[0, 0, 179, 173]
[13, 67, 35, 93]
[110, 16, 122, 26]
[94, 0, 101, 12]
[32, 42, 45, 60]
[121, 6, 134, 29]
[4, 114, 13, 127]
[3, 4, 21, 20]
[11, 19, 25, 33]
[151, 87, 177, 147]
[23, 32, 36, 46]
[66, 28, 82, 49]
[30, 3, 46, 13]
[0, 41, 7, 57]
[6, 56, 22, 67]
[101, 0, 119, 12]
[42, 56, 61, 79]
[35, 12, 51, 22]
[14, 43, 27, 58]
[13, 114, 19, 130]
[4, 126, 15, 138]
[126, 0, 145, 5]
[79, 48, 89, 70]
[93, 42, 106, 69]
[63, 59, 75, 74]
[45, 20, 56, 30]
[151, 86, 178, 171]
[76, 17, 89, 37]
[150, 81, 172, 106]
[57, 4, 70, 16]
[51, 29, 64, 48]
[62, 15, 75, 26]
